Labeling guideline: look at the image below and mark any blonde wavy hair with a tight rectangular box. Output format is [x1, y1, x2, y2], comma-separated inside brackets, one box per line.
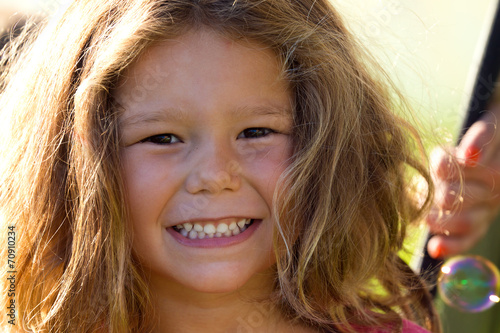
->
[0, 0, 440, 332]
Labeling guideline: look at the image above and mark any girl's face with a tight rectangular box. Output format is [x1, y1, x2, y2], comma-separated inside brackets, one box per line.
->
[117, 28, 292, 294]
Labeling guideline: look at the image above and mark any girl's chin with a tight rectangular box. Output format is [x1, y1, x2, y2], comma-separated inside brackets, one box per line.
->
[149, 262, 277, 296]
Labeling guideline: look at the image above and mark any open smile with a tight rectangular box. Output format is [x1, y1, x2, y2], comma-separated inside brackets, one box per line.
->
[173, 218, 255, 239]
[166, 218, 261, 248]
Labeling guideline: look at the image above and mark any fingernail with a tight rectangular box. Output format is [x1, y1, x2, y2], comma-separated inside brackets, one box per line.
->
[430, 246, 441, 259]
[435, 245, 449, 259]
[464, 146, 481, 166]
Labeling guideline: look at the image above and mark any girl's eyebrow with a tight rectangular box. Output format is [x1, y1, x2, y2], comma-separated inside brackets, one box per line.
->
[119, 108, 187, 128]
[233, 105, 292, 118]
[120, 105, 291, 129]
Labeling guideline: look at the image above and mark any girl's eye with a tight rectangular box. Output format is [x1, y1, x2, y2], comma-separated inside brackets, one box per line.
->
[238, 128, 275, 139]
[140, 134, 181, 145]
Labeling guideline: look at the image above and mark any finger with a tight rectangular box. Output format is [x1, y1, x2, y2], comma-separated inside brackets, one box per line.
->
[433, 177, 500, 210]
[427, 224, 489, 259]
[457, 108, 500, 165]
[460, 161, 500, 185]
[427, 205, 493, 237]
[432, 146, 500, 186]
[430, 146, 460, 181]
[433, 181, 463, 210]
[427, 205, 493, 258]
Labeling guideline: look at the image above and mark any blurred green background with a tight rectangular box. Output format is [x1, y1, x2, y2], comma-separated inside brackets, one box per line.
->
[0, 0, 498, 332]
[337, 0, 496, 138]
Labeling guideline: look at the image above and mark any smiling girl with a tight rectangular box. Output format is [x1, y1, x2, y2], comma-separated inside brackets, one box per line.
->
[1, 0, 440, 332]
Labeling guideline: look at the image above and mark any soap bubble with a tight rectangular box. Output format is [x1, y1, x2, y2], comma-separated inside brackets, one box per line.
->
[438, 255, 500, 312]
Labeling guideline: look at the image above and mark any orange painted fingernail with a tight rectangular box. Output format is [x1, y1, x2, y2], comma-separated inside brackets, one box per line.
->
[435, 247, 443, 259]
[430, 244, 448, 259]
[430, 246, 441, 259]
[464, 146, 481, 166]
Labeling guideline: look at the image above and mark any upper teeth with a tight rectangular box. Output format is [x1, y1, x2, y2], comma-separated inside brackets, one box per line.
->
[174, 219, 253, 239]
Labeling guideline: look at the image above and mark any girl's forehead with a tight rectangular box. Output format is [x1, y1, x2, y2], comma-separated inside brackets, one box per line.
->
[119, 28, 283, 84]
[114, 27, 292, 124]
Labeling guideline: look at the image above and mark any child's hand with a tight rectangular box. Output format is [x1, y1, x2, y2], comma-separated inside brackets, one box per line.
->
[427, 106, 500, 258]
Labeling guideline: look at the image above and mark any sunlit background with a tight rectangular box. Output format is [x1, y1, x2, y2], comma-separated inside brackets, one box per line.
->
[0, 0, 498, 332]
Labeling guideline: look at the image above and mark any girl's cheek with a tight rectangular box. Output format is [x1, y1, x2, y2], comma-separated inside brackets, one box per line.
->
[239, 140, 291, 191]
[238, 136, 292, 165]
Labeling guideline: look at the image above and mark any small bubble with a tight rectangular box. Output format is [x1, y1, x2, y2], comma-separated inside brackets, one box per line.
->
[438, 255, 500, 312]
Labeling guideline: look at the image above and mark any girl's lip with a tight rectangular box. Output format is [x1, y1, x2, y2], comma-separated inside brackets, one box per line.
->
[166, 219, 262, 248]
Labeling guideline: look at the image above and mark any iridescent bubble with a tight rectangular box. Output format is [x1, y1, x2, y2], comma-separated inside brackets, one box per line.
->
[438, 255, 500, 312]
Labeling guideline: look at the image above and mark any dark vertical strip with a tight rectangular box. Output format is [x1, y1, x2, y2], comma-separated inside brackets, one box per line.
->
[461, 2, 500, 134]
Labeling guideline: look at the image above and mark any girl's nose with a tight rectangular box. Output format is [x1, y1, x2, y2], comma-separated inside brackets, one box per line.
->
[185, 144, 242, 195]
